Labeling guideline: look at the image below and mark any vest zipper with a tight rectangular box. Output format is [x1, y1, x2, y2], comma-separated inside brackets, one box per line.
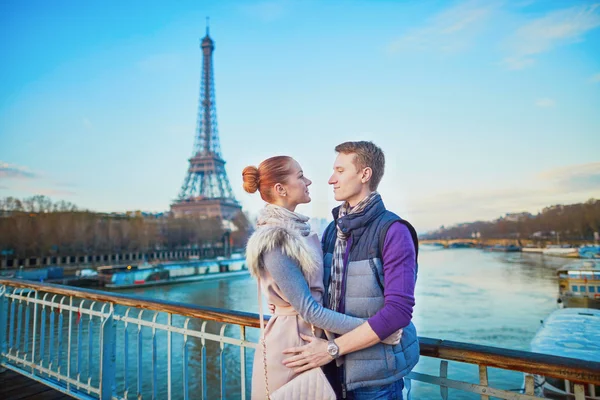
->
[341, 237, 351, 399]
[339, 358, 347, 398]
[339, 234, 354, 313]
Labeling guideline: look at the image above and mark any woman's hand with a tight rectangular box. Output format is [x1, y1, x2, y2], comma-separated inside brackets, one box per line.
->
[281, 334, 333, 373]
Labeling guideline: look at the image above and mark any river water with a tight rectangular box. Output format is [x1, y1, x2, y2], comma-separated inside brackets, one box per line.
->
[116, 247, 570, 399]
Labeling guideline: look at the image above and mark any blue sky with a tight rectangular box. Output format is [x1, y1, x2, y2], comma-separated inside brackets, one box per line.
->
[1, 0, 599, 231]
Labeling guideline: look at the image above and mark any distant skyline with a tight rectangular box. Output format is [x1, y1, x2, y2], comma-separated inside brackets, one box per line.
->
[1, 0, 599, 232]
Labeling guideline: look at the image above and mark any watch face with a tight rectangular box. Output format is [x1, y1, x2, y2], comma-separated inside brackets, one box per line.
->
[327, 343, 338, 356]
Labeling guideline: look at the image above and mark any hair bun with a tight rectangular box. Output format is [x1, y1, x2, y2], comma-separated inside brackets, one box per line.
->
[242, 166, 260, 194]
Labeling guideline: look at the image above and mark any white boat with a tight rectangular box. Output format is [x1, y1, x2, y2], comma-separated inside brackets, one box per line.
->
[543, 245, 580, 258]
[527, 308, 600, 399]
[522, 246, 544, 253]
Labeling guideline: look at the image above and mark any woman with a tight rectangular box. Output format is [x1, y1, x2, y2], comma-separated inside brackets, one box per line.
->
[243, 156, 398, 399]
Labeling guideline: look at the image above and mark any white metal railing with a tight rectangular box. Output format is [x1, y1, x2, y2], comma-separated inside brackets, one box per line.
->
[0, 280, 257, 399]
[1, 278, 599, 400]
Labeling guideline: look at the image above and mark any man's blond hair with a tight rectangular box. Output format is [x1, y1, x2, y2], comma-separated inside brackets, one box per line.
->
[335, 141, 385, 190]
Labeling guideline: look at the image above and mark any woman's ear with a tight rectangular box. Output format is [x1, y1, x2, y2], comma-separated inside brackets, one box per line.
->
[274, 183, 287, 197]
[361, 167, 372, 184]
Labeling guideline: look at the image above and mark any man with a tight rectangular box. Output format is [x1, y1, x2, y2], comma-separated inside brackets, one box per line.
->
[282, 141, 419, 399]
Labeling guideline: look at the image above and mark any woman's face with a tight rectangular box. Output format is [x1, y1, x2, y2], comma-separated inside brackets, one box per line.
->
[281, 160, 312, 207]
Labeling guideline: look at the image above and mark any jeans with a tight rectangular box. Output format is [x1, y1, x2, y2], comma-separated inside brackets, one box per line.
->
[348, 379, 404, 400]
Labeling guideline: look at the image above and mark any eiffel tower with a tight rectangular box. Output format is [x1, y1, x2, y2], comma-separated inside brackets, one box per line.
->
[171, 25, 241, 220]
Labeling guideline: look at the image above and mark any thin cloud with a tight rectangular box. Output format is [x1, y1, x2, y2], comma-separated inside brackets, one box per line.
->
[503, 3, 600, 70]
[535, 98, 556, 107]
[0, 162, 36, 180]
[539, 162, 600, 192]
[407, 162, 600, 229]
[36, 188, 77, 197]
[0, 183, 76, 197]
[388, 1, 497, 54]
[408, 186, 560, 216]
[239, 1, 289, 22]
[513, 0, 537, 7]
[82, 117, 93, 129]
[54, 182, 79, 188]
[538, 161, 600, 180]
[503, 57, 535, 70]
[0, 163, 78, 196]
[590, 72, 600, 83]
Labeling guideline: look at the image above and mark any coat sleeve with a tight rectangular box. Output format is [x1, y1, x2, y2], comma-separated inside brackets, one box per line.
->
[263, 249, 365, 334]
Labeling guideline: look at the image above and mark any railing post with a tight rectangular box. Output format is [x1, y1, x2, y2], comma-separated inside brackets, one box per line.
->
[167, 312, 172, 400]
[100, 304, 116, 400]
[439, 360, 448, 400]
[0, 285, 7, 373]
[574, 383, 586, 400]
[478, 365, 489, 400]
[240, 325, 246, 400]
[524, 375, 535, 395]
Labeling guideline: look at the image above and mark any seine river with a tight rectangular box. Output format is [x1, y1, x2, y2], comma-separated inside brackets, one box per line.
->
[116, 247, 569, 399]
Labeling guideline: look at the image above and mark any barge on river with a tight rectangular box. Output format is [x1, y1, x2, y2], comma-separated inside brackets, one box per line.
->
[97, 254, 247, 289]
[557, 260, 600, 309]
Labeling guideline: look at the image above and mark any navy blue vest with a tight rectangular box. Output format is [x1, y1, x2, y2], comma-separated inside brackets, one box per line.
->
[321, 196, 420, 390]
[322, 199, 419, 309]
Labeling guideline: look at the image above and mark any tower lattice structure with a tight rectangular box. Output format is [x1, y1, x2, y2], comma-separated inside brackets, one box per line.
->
[171, 27, 241, 220]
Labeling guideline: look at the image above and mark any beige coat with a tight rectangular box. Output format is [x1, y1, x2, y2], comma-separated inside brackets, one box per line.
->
[246, 226, 325, 400]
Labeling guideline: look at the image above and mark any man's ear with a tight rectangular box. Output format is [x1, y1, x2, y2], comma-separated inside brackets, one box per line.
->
[361, 167, 372, 184]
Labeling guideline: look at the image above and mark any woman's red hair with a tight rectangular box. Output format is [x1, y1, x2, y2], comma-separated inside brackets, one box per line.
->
[242, 156, 293, 203]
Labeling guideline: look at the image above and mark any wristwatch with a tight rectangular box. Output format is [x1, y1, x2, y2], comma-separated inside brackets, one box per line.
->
[327, 340, 340, 359]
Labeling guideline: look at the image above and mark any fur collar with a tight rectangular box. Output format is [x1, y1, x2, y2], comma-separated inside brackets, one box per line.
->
[246, 224, 320, 279]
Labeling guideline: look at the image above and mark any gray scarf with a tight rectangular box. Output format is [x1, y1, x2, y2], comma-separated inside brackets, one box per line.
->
[256, 204, 311, 237]
[328, 192, 380, 311]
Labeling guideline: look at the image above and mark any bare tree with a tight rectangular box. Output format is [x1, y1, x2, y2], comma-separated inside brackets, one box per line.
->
[0, 196, 253, 263]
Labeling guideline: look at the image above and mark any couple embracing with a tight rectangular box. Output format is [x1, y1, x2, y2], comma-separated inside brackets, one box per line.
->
[243, 141, 419, 400]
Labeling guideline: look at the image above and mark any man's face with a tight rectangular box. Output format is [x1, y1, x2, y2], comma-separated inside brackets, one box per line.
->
[328, 152, 365, 204]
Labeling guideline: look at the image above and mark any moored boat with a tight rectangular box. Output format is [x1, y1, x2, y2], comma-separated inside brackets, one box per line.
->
[98, 255, 247, 289]
[522, 245, 544, 253]
[527, 308, 600, 399]
[557, 260, 600, 309]
[543, 245, 580, 258]
[580, 245, 600, 259]
[448, 242, 472, 249]
[13, 266, 64, 281]
[487, 244, 521, 252]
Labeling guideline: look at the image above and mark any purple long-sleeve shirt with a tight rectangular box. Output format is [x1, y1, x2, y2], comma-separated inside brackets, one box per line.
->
[362, 222, 417, 340]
